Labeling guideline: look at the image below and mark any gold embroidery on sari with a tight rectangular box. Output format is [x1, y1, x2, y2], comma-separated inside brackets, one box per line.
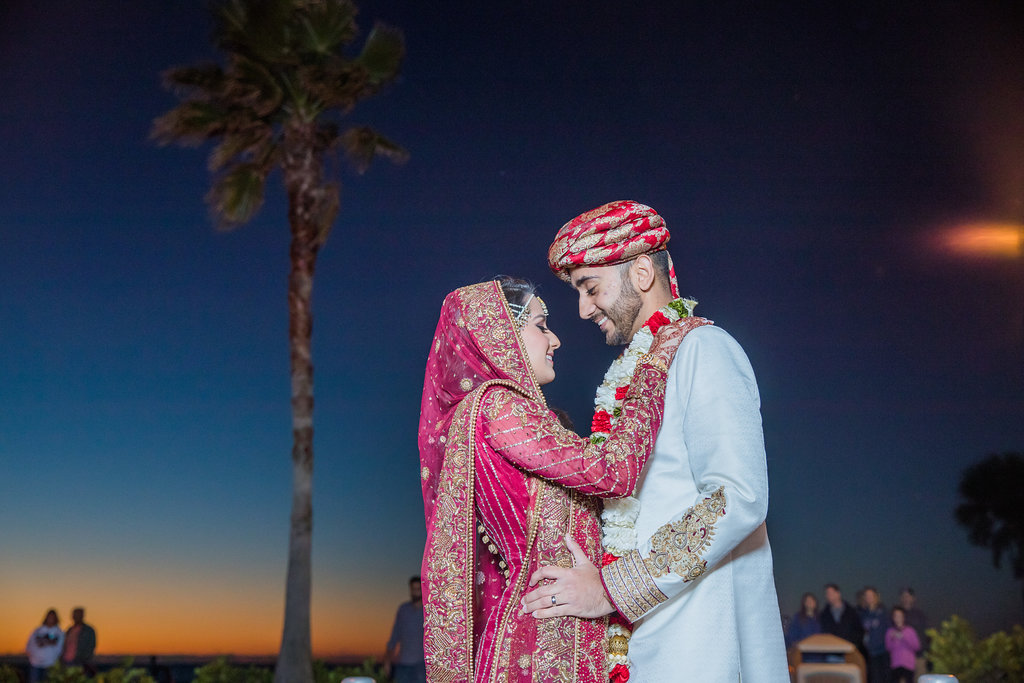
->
[532, 485, 575, 683]
[423, 395, 477, 682]
[489, 476, 544, 683]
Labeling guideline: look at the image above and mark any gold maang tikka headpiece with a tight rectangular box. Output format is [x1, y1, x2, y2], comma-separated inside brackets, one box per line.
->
[507, 294, 548, 327]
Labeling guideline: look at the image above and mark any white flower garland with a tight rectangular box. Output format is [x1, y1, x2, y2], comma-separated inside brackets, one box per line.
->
[592, 297, 696, 679]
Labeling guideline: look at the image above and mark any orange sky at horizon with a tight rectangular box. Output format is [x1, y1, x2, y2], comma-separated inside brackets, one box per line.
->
[1, 559, 398, 658]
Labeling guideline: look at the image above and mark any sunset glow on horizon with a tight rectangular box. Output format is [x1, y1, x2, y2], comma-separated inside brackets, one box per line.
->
[0, 562, 396, 658]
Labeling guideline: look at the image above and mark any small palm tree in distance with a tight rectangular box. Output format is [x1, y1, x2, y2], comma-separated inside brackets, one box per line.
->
[955, 451, 1024, 621]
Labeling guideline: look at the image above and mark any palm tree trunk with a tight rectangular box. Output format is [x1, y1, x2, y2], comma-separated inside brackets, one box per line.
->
[276, 120, 322, 683]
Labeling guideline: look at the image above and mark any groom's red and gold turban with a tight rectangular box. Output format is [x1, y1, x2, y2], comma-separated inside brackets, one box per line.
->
[547, 200, 679, 297]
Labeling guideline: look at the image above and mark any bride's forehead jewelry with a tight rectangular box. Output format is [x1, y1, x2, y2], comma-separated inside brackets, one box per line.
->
[507, 293, 548, 327]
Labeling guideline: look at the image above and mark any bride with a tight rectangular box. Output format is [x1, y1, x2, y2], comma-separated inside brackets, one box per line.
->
[419, 277, 684, 683]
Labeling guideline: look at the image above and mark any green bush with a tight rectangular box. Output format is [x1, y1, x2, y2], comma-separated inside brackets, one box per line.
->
[314, 658, 384, 683]
[0, 664, 21, 683]
[192, 658, 272, 683]
[928, 615, 979, 676]
[187, 657, 383, 683]
[928, 615, 1024, 682]
[39, 659, 155, 683]
[0, 657, 385, 683]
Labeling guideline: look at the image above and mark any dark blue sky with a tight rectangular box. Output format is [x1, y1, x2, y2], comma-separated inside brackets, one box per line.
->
[2, 0, 1022, 653]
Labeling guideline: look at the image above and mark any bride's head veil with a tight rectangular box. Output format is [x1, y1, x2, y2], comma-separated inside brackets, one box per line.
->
[419, 280, 544, 513]
[417, 280, 545, 680]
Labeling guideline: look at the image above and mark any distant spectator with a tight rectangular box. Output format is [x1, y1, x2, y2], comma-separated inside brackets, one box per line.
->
[898, 586, 929, 677]
[385, 576, 425, 683]
[885, 606, 920, 683]
[858, 587, 889, 683]
[855, 587, 866, 611]
[26, 609, 64, 682]
[785, 592, 822, 648]
[149, 655, 175, 683]
[819, 584, 864, 650]
[62, 607, 97, 676]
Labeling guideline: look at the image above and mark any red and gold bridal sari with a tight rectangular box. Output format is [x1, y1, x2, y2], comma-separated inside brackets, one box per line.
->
[419, 281, 669, 683]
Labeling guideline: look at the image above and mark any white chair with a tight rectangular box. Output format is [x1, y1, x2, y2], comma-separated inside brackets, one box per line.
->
[340, 678, 375, 683]
[919, 676, 959, 682]
[792, 634, 865, 683]
[797, 662, 861, 683]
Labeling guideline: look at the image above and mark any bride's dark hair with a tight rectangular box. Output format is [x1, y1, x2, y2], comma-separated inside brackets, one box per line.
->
[494, 276, 537, 309]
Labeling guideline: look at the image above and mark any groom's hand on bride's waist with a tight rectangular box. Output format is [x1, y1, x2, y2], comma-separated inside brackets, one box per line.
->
[520, 536, 615, 619]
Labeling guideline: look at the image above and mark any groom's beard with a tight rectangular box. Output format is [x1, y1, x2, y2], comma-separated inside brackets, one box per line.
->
[603, 277, 642, 346]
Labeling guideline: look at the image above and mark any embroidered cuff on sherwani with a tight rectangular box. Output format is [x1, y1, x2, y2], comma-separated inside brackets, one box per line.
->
[645, 486, 727, 581]
[600, 549, 668, 624]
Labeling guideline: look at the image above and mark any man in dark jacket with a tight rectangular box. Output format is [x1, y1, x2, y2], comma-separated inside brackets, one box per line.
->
[61, 607, 97, 676]
[820, 584, 865, 649]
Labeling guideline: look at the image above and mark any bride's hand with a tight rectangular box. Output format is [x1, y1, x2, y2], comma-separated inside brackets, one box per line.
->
[520, 536, 614, 619]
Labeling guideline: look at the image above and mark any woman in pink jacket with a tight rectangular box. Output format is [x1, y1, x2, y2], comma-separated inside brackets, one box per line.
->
[885, 606, 921, 683]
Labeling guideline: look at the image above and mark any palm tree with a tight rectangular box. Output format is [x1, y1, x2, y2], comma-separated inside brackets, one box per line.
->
[955, 451, 1024, 619]
[151, 2, 406, 681]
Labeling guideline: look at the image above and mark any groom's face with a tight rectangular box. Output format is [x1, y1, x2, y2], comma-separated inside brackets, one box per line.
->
[570, 263, 643, 346]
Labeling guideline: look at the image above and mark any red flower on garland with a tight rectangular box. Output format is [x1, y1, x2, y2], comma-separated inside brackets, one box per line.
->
[614, 385, 629, 401]
[591, 410, 612, 433]
[609, 663, 630, 683]
[645, 311, 671, 334]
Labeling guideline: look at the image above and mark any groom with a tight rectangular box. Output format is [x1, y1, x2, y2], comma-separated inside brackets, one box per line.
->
[522, 200, 788, 681]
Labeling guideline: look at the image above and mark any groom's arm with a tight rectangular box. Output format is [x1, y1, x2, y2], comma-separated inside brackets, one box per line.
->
[525, 326, 770, 622]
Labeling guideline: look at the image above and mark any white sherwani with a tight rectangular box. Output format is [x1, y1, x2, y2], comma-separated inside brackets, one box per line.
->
[602, 325, 789, 682]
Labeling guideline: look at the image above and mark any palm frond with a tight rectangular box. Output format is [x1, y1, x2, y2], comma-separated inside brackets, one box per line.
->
[215, 0, 298, 66]
[161, 63, 227, 97]
[368, 132, 409, 165]
[297, 57, 364, 113]
[208, 124, 277, 172]
[356, 22, 404, 86]
[206, 162, 268, 229]
[227, 54, 285, 117]
[297, 0, 357, 55]
[339, 126, 408, 174]
[151, 101, 230, 146]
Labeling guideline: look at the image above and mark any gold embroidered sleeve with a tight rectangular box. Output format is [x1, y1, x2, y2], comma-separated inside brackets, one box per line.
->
[480, 360, 668, 497]
[600, 487, 728, 623]
[644, 487, 727, 580]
